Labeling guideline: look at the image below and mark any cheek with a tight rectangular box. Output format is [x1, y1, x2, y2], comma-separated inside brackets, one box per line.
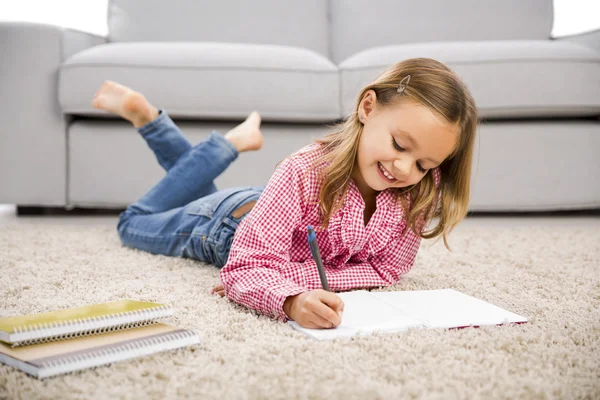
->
[400, 173, 426, 188]
[358, 129, 391, 165]
[360, 141, 385, 162]
[357, 134, 374, 164]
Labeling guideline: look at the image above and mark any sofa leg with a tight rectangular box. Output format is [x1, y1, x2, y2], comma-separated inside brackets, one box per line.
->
[16, 206, 125, 216]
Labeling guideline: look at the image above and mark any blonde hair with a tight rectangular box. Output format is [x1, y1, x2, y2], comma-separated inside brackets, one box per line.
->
[310, 58, 478, 250]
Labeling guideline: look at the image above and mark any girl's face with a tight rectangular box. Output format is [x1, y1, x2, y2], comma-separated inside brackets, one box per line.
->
[353, 90, 458, 201]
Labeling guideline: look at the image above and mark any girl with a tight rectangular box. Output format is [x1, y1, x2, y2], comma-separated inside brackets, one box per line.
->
[93, 58, 477, 331]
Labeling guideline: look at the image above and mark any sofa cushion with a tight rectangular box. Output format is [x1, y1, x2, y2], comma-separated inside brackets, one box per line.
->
[108, 0, 330, 59]
[339, 40, 600, 119]
[59, 42, 340, 122]
[330, 0, 553, 63]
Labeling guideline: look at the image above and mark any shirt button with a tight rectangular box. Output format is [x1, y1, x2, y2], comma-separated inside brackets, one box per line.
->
[354, 245, 362, 252]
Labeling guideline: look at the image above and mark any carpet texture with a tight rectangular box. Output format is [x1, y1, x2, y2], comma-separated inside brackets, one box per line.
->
[0, 220, 599, 399]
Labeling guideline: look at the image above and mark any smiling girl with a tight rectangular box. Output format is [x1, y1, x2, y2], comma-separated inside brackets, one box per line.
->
[93, 58, 478, 330]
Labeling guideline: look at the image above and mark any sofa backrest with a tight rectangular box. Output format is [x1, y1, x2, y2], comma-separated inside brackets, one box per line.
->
[108, 0, 554, 65]
[107, 0, 330, 58]
[330, 0, 554, 63]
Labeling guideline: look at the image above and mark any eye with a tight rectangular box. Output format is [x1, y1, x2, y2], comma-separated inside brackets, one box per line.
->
[391, 138, 404, 152]
[391, 138, 428, 174]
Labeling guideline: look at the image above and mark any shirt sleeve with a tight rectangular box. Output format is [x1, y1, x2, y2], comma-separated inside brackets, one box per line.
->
[219, 156, 309, 322]
[297, 226, 422, 291]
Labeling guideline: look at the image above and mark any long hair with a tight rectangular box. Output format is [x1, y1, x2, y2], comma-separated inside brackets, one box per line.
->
[311, 58, 478, 250]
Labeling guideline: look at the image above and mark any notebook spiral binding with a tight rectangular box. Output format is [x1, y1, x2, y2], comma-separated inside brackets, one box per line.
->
[11, 306, 172, 347]
[40, 330, 198, 375]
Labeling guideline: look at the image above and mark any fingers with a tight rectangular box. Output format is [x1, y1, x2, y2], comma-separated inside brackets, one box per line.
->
[210, 284, 225, 297]
[308, 313, 336, 329]
[312, 301, 342, 328]
[306, 291, 343, 328]
[317, 290, 345, 314]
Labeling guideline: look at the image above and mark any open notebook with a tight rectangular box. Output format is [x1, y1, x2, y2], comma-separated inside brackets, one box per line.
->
[287, 289, 528, 340]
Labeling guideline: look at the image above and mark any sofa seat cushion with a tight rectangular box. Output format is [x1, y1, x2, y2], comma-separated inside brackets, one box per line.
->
[339, 40, 600, 119]
[59, 42, 340, 122]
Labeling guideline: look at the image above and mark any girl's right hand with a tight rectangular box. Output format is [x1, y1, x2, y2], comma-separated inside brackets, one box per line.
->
[283, 290, 344, 329]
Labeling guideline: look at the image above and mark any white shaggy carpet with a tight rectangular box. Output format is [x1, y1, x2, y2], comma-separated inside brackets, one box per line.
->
[0, 217, 599, 399]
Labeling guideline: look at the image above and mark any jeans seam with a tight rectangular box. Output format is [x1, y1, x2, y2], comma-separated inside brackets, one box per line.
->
[123, 227, 189, 240]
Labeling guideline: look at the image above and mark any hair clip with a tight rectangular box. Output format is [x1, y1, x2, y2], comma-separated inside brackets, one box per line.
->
[397, 75, 411, 95]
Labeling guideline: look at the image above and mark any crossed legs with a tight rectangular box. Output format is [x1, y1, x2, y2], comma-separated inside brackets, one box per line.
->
[91, 81, 264, 259]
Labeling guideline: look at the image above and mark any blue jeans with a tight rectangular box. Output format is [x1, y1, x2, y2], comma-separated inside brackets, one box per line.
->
[117, 110, 264, 268]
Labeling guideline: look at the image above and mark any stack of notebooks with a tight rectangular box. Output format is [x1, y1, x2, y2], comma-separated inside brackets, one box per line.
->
[288, 289, 528, 340]
[0, 300, 200, 379]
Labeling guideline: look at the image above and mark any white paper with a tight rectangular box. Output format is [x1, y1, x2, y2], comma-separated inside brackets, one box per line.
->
[287, 290, 425, 340]
[287, 289, 527, 340]
[371, 289, 528, 329]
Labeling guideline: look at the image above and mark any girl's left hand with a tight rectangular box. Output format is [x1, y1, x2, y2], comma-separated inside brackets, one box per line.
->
[211, 283, 225, 297]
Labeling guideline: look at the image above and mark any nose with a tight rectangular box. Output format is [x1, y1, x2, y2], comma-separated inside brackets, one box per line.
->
[392, 158, 412, 179]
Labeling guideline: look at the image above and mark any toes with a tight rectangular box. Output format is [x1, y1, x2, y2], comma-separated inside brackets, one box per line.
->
[91, 93, 104, 107]
[93, 80, 114, 101]
[248, 112, 262, 129]
[100, 80, 112, 91]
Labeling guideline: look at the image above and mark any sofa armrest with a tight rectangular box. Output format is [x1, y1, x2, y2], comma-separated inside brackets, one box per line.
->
[554, 28, 600, 55]
[0, 22, 106, 206]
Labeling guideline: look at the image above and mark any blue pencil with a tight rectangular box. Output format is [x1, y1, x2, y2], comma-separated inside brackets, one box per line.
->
[307, 225, 330, 291]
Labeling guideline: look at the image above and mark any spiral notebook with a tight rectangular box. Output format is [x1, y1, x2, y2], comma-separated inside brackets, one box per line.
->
[0, 323, 200, 379]
[0, 300, 173, 347]
[287, 289, 528, 340]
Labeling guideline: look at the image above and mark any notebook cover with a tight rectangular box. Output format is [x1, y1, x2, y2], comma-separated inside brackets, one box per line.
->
[0, 323, 201, 379]
[0, 323, 181, 362]
[0, 300, 164, 334]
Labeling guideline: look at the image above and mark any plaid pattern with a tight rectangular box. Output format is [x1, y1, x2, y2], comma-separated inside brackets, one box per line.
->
[220, 143, 441, 322]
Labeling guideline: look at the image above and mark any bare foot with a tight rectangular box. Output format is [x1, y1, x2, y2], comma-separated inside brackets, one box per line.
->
[224, 111, 264, 152]
[91, 81, 159, 128]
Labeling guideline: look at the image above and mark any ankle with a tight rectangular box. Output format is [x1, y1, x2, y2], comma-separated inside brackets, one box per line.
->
[225, 136, 244, 153]
[132, 106, 159, 128]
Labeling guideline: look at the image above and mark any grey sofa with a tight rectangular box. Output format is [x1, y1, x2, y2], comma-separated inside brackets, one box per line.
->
[1, 0, 599, 212]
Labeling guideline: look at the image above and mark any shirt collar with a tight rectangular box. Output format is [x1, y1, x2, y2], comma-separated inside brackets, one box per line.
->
[347, 179, 398, 209]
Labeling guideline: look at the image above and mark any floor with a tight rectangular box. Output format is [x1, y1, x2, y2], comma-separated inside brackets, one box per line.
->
[1, 203, 599, 398]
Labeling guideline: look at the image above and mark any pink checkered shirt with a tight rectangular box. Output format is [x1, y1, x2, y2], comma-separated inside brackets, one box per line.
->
[220, 143, 441, 322]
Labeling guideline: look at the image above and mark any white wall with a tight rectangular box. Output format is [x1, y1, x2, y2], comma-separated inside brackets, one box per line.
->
[552, 0, 600, 36]
[0, 0, 599, 38]
[0, 0, 108, 35]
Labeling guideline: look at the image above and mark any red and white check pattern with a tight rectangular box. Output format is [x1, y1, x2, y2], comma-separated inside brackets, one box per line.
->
[220, 143, 441, 322]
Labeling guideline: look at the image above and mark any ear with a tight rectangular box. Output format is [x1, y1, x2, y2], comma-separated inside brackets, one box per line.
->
[358, 90, 378, 121]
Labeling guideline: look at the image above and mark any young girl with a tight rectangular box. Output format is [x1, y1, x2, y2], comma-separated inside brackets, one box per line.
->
[93, 58, 477, 331]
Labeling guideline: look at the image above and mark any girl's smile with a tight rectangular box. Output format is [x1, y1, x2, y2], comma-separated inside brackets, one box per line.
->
[377, 162, 400, 183]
